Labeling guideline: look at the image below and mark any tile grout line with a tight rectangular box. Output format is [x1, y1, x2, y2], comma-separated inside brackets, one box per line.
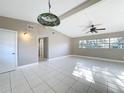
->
[86, 72, 97, 93]
[106, 72, 110, 93]
[39, 62, 79, 90]
[21, 69, 35, 93]
[29, 66, 57, 93]
[46, 62, 76, 80]
[113, 72, 124, 87]
[33, 61, 110, 93]
[1, 57, 124, 93]
[9, 72, 12, 93]
[107, 81, 109, 93]
[107, 72, 124, 92]
[41, 61, 91, 93]
[86, 71, 97, 93]
[65, 80, 78, 93]
[40, 62, 85, 93]
[86, 82, 92, 93]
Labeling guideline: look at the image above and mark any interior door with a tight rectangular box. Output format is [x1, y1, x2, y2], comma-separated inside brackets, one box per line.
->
[0, 29, 17, 73]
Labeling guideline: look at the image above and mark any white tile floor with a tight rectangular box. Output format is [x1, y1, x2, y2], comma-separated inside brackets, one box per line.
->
[0, 56, 124, 93]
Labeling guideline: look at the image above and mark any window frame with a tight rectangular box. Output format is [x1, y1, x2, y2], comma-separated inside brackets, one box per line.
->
[79, 37, 124, 49]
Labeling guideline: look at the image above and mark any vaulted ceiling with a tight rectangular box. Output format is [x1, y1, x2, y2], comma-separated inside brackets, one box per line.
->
[0, 0, 87, 22]
[54, 0, 124, 37]
[1, 0, 124, 37]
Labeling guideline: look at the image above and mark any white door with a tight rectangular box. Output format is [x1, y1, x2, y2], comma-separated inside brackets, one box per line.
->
[0, 29, 17, 73]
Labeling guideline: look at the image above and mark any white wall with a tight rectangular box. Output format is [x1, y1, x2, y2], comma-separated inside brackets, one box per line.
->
[72, 31, 124, 61]
[0, 16, 71, 66]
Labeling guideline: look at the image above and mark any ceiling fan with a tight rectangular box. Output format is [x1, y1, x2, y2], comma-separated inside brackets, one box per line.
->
[79, 11, 106, 33]
[84, 24, 106, 33]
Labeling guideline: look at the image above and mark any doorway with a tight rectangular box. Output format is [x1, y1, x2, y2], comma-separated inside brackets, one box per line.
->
[38, 37, 48, 61]
[0, 28, 17, 73]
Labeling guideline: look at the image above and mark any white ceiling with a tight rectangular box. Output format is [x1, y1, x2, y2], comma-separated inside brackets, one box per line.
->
[54, 0, 124, 37]
[0, 0, 87, 22]
[1, 0, 124, 38]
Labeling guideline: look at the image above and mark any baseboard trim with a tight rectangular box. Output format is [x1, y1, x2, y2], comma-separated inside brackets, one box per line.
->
[18, 55, 124, 68]
[48, 55, 72, 61]
[18, 62, 38, 69]
[18, 55, 71, 68]
[71, 55, 124, 63]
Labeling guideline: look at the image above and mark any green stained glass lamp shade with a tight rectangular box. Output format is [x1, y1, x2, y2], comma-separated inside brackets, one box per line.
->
[37, 13, 60, 27]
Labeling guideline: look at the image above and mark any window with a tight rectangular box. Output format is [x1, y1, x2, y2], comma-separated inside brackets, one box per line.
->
[79, 40, 97, 48]
[79, 40, 84, 48]
[97, 38, 109, 48]
[86, 40, 97, 48]
[79, 37, 124, 49]
[110, 37, 124, 49]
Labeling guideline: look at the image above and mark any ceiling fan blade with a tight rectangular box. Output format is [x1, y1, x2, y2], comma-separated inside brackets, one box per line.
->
[94, 24, 102, 26]
[78, 25, 91, 28]
[95, 30, 98, 33]
[78, 21, 94, 28]
[81, 27, 90, 32]
[85, 31, 91, 34]
[96, 28, 106, 30]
